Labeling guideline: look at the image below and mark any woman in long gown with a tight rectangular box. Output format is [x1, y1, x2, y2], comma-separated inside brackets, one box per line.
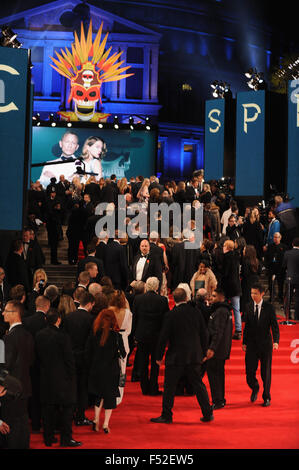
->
[108, 290, 132, 405]
[85, 309, 126, 433]
[79, 136, 107, 182]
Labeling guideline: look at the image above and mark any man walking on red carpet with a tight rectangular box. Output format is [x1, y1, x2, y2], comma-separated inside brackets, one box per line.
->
[150, 288, 214, 424]
[242, 283, 280, 407]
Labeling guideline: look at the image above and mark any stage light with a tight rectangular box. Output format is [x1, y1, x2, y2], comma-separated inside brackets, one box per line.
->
[145, 117, 151, 130]
[67, 122, 72, 127]
[0, 26, 22, 48]
[245, 68, 267, 91]
[129, 116, 134, 130]
[113, 115, 119, 129]
[98, 123, 103, 128]
[49, 113, 57, 127]
[211, 81, 231, 99]
[32, 113, 41, 126]
[210, 80, 218, 89]
[245, 67, 255, 79]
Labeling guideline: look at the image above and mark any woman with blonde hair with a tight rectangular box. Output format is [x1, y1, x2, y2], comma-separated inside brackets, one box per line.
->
[80, 136, 107, 182]
[32, 268, 48, 291]
[108, 290, 132, 404]
[118, 177, 130, 195]
[137, 178, 150, 204]
[85, 309, 126, 433]
[58, 294, 76, 324]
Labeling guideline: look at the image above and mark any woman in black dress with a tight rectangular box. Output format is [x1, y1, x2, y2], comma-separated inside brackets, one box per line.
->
[85, 309, 126, 433]
[240, 244, 262, 313]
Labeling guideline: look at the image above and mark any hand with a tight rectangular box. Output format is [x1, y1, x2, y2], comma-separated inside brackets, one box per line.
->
[242, 344, 247, 352]
[202, 349, 214, 362]
[156, 360, 163, 367]
[273, 343, 279, 350]
[0, 385, 7, 397]
[263, 245, 268, 252]
[0, 421, 10, 435]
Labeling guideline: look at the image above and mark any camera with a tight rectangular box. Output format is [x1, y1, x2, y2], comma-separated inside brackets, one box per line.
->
[39, 280, 45, 289]
[0, 367, 23, 399]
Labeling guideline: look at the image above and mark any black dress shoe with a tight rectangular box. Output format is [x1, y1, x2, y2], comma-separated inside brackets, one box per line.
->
[44, 437, 58, 447]
[250, 389, 259, 403]
[60, 439, 82, 447]
[212, 402, 225, 410]
[150, 416, 172, 424]
[200, 414, 214, 422]
[75, 418, 93, 426]
[148, 391, 162, 396]
[262, 399, 271, 407]
[232, 331, 242, 340]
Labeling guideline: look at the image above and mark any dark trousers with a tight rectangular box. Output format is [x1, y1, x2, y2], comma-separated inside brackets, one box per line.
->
[137, 340, 160, 395]
[290, 284, 299, 320]
[1, 397, 30, 449]
[268, 272, 284, 301]
[74, 362, 88, 421]
[42, 404, 73, 445]
[162, 364, 212, 420]
[48, 236, 59, 263]
[206, 358, 226, 405]
[67, 235, 80, 264]
[245, 346, 272, 401]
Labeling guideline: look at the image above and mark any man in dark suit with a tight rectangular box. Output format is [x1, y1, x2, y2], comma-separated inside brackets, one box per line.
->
[103, 233, 130, 290]
[35, 309, 81, 447]
[132, 239, 162, 288]
[1, 300, 34, 448]
[170, 231, 200, 288]
[151, 288, 213, 424]
[185, 177, 201, 203]
[242, 283, 280, 407]
[0, 266, 10, 309]
[23, 295, 51, 432]
[265, 232, 287, 303]
[282, 237, 299, 319]
[62, 291, 94, 426]
[46, 201, 63, 265]
[77, 241, 105, 280]
[5, 240, 30, 293]
[133, 277, 169, 395]
[204, 288, 232, 410]
[84, 176, 102, 204]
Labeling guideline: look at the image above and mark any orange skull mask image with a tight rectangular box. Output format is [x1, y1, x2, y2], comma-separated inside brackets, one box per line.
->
[69, 65, 102, 121]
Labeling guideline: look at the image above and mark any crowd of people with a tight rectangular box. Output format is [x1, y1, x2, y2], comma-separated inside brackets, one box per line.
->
[0, 169, 298, 449]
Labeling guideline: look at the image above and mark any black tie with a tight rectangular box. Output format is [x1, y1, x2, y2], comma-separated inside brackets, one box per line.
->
[254, 304, 259, 322]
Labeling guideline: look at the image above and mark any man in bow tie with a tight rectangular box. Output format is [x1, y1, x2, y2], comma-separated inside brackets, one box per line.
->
[242, 283, 280, 407]
[132, 240, 162, 288]
[39, 132, 79, 188]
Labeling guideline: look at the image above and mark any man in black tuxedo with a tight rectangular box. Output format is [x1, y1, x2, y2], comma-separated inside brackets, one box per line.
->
[170, 230, 200, 288]
[265, 232, 287, 303]
[23, 296, 51, 432]
[185, 176, 201, 203]
[1, 300, 34, 448]
[204, 288, 232, 410]
[77, 241, 105, 280]
[242, 283, 280, 407]
[0, 266, 10, 310]
[84, 176, 102, 204]
[133, 277, 169, 396]
[62, 291, 94, 426]
[282, 237, 299, 319]
[132, 239, 162, 288]
[46, 201, 63, 265]
[151, 288, 213, 424]
[35, 309, 81, 447]
[103, 233, 130, 290]
[5, 240, 30, 293]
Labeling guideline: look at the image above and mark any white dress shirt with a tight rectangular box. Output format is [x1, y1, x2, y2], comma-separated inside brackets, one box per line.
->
[136, 256, 147, 281]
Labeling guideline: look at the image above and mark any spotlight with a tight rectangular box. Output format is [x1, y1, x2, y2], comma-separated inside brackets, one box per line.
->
[145, 117, 151, 130]
[32, 113, 41, 126]
[211, 81, 231, 99]
[0, 26, 22, 48]
[129, 116, 134, 130]
[67, 122, 72, 127]
[210, 80, 218, 89]
[49, 113, 57, 127]
[98, 123, 103, 128]
[245, 67, 267, 91]
[113, 115, 119, 129]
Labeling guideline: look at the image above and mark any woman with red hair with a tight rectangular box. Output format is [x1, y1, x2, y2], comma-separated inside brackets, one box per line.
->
[85, 309, 126, 433]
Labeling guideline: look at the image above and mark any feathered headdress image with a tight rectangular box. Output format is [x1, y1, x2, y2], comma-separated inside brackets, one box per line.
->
[50, 20, 134, 122]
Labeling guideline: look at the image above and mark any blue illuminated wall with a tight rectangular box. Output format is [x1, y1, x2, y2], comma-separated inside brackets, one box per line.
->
[287, 81, 299, 207]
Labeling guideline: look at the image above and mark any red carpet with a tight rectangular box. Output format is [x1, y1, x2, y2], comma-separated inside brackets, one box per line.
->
[30, 316, 299, 450]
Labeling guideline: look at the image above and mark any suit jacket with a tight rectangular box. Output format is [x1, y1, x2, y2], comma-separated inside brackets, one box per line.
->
[103, 240, 129, 289]
[283, 248, 299, 284]
[243, 300, 280, 351]
[132, 252, 162, 285]
[62, 308, 94, 365]
[207, 302, 232, 360]
[170, 241, 200, 288]
[3, 324, 35, 398]
[221, 250, 242, 297]
[35, 325, 76, 405]
[185, 185, 200, 203]
[84, 182, 102, 204]
[0, 279, 11, 305]
[22, 310, 48, 338]
[133, 291, 169, 342]
[156, 302, 208, 366]
[77, 255, 105, 280]
[5, 252, 30, 292]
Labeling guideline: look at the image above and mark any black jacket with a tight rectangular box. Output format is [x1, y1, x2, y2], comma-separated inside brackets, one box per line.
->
[207, 302, 232, 360]
[36, 325, 76, 405]
[283, 248, 299, 284]
[77, 255, 105, 280]
[22, 310, 48, 337]
[132, 252, 162, 285]
[243, 300, 280, 351]
[103, 240, 129, 290]
[62, 308, 94, 366]
[156, 302, 208, 366]
[221, 250, 241, 297]
[5, 252, 31, 292]
[133, 291, 169, 342]
[3, 324, 34, 399]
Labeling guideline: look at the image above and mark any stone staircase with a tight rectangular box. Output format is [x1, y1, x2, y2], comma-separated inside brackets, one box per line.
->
[37, 225, 77, 290]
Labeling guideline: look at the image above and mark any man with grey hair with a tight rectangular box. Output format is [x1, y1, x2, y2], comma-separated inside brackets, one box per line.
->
[133, 277, 169, 395]
[88, 283, 102, 297]
[44, 285, 60, 308]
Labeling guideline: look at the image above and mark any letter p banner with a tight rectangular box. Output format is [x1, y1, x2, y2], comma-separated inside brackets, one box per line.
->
[242, 103, 261, 134]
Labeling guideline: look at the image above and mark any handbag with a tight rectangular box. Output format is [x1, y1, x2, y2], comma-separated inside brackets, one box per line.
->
[116, 330, 126, 387]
